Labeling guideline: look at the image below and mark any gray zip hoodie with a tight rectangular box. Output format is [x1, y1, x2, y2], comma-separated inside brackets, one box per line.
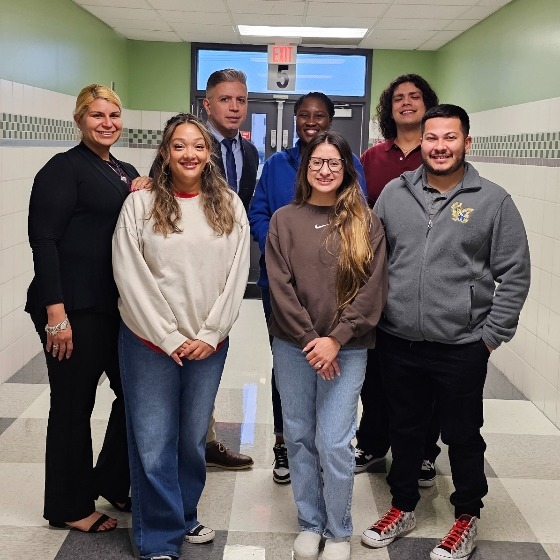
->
[374, 163, 530, 349]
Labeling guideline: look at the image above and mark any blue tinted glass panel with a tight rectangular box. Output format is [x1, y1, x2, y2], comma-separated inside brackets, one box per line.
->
[197, 50, 366, 97]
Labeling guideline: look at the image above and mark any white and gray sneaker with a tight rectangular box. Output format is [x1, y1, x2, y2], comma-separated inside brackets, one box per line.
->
[273, 443, 290, 484]
[430, 514, 477, 560]
[361, 506, 416, 548]
[184, 523, 215, 543]
[354, 447, 385, 474]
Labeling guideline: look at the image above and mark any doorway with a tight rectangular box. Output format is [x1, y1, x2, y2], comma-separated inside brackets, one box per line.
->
[195, 97, 366, 165]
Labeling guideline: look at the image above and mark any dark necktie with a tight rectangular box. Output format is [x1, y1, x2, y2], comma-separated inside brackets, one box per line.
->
[221, 138, 238, 192]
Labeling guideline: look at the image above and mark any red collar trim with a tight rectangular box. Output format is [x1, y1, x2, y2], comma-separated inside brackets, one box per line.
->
[174, 191, 199, 198]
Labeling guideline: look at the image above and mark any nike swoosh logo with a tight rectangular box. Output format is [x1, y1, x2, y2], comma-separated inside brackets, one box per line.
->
[315, 224, 327, 229]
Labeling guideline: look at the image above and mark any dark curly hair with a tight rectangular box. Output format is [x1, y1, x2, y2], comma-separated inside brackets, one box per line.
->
[377, 74, 438, 139]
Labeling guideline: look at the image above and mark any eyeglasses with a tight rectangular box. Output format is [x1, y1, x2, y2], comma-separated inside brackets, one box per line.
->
[308, 157, 344, 172]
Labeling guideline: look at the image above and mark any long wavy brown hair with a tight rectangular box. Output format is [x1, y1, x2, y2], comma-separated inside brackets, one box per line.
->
[294, 131, 374, 314]
[149, 113, 236, 237]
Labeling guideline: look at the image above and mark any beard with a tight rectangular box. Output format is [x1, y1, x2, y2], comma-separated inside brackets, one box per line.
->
[423, 150, 466, 176]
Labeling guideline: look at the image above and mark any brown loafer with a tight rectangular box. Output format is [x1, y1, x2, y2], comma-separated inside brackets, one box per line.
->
[205, 440, 253, 470]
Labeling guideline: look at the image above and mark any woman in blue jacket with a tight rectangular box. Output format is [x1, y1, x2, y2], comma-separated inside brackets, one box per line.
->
[247, 92, 366, 485]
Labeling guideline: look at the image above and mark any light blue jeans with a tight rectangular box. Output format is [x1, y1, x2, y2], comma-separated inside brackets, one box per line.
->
[272, 337, 367, 538]
[119, 323, 227, 559]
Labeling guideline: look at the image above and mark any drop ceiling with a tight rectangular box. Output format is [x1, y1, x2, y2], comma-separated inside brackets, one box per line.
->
[72, 0, 514, 50]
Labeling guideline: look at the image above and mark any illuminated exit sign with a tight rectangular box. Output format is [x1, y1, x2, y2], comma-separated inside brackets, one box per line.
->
[267, 45, 297, 91]
[268, 45, 297, 65]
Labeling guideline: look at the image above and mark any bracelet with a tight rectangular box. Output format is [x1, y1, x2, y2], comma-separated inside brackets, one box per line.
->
[45, 316, 70, 336]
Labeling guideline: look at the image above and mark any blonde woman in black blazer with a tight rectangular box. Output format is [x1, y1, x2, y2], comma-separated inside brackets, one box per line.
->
[26, 84, 148, 533]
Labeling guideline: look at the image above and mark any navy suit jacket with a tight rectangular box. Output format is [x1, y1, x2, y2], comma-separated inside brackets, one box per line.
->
[211, 136, 259, 211]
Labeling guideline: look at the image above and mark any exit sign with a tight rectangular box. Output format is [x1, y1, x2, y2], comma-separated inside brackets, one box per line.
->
[268, 45, 297, 65]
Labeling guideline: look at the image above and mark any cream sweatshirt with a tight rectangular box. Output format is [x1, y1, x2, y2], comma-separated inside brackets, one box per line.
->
[112, 189, 250, 355]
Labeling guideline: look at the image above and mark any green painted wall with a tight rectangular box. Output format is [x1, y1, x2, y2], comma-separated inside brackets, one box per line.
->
[371, 50, 438, 115]
[127, 41, 191, 111]
[0, 0, 129, 102]
[435, 0, 560, 112]
[1, 0, 559, 116]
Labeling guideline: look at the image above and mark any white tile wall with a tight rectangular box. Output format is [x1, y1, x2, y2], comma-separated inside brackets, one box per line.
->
[0, 79, 171, 383]
[471, 96, 560, 428]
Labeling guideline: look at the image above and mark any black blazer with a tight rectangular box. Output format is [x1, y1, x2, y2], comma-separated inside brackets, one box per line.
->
[25, 142, 139, 313]
[211, 136, 259, 211]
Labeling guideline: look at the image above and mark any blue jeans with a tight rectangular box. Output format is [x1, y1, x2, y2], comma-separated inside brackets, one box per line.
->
[272, 337, 367, 538]
[119, 323, 228, 559]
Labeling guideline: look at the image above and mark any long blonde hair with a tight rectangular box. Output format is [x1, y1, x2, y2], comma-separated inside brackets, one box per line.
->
[149, 113, 236, 237]
[295, 131, 374, 314]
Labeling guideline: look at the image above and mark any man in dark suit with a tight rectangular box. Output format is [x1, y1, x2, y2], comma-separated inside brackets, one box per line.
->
[202, 69, 257, 469]
[203, 68, 259, 212]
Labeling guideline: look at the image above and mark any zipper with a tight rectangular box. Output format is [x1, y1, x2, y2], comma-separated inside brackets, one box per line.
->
[467, 281, 474, 331]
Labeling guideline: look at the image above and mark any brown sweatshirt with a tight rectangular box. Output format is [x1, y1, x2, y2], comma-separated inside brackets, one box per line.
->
[265, 202, 387, 349]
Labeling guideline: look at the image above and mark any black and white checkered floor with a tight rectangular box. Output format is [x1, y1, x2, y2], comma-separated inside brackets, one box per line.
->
[1, 300, 559, 559]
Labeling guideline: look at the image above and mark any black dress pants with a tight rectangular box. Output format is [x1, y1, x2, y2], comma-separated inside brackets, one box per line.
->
[31, 308, 130, 522]
[356, 346, 441, 462]
[261, 287, 284, 436]
[377, 330, 489, 518]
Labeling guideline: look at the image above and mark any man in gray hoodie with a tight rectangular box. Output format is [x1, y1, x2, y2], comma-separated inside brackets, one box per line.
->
[361, 104, 530, 560]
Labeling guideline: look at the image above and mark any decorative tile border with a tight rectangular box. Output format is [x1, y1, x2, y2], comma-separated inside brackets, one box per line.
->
[469, 132, 560, 165]
[2, 111, 560, 165]
[0, 112, 162, 148]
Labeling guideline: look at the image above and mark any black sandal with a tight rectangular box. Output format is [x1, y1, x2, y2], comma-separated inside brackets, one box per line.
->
[49, 513, 117, 533]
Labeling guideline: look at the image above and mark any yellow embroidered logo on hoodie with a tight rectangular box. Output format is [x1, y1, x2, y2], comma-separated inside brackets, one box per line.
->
[451, 201, 474, 224]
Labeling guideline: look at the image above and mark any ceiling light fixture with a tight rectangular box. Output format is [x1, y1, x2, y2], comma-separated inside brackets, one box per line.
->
[238, 25, 367, 39]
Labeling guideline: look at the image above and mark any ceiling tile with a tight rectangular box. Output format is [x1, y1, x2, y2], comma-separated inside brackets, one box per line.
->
[360, 35, 423, 49]
[172, 23, 236, 35]
[374, 17, 453, 30]
[385, 4, 470, 19]
[119, 28, 180, 41]
[366, 28, 436, 42]
[307, 2, 388, 17]
[303, 16, 379, 27]
[107, 17, 173, 30]
[159, 10, 232, 25]
[147, 0, 227, 11]
[70, 0, 517, 51]
[232, 14, 304, 26]
[175, 30, 239, 43]
[459, 5, 501, 19]
[227, 0, 306, 15]
[478, 0, 512, 6]
[80, 5, 157, 20]
[443, 18, 479, 31]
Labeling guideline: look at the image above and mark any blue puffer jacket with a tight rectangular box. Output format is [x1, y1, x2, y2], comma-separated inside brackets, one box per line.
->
[248, 140, 366, 289]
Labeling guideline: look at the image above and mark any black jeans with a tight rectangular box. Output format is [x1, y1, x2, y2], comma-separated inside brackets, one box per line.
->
[377, 330, 489, 518]
[31, 308, 130, 522]
[261, 288, 284, 436]
[356, 347, 441, 462]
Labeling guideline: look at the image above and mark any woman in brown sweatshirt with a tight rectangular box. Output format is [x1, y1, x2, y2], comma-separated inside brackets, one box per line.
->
[265, 131, 388, 560]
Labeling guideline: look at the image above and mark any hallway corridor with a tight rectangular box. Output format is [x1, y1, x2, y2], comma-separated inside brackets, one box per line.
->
[0, 300, 559, 559]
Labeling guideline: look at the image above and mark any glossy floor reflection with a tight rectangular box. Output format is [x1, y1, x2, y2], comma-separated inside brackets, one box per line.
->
[0, 299, 559, 559]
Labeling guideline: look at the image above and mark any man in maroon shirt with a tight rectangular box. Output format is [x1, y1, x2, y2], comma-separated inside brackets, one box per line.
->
[362, 75, 439, 206]
[356, 74, 441, 486]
